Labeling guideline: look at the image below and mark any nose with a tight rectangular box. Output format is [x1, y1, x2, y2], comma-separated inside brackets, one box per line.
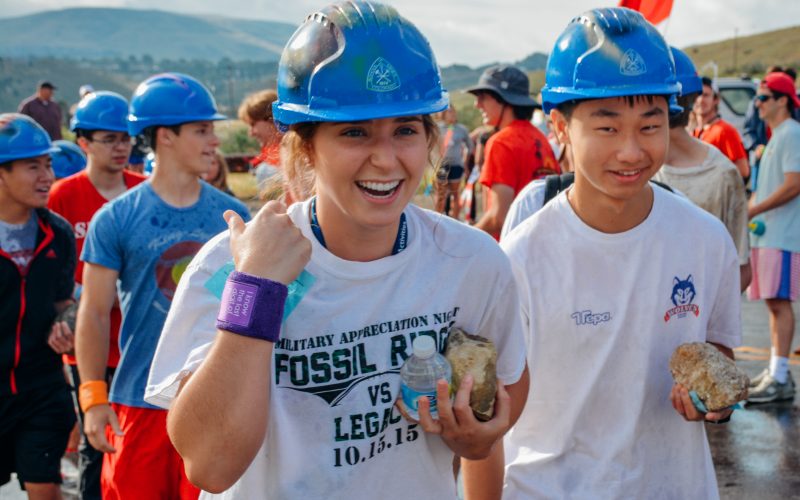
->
[210, 132, 221, 148]
[369, 134, 399, 171]
[616, 132, 646, 165]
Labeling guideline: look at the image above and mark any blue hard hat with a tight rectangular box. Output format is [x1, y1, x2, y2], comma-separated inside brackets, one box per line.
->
[51, 140, 87, 179]
[273, 0, 449, 126]
[128, 73, 226, 136]
[0, 113, 59, 164]
[670, 46, 702, 96]
[144, 151, 155, 176]
[541, 7, 680, 113]
[71, 91, 129, 132]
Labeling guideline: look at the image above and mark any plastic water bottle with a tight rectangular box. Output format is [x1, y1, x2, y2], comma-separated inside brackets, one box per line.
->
[400, 336, 452, 420]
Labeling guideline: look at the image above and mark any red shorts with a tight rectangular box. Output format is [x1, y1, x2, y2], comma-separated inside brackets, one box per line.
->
[102, 403, 199, 500]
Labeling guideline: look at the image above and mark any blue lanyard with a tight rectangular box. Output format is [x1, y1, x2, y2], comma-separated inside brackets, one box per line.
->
[310, 197, 408, 255]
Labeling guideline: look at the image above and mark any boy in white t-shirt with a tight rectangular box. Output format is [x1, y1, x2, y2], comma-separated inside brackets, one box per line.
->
[500, 8, 742, 499]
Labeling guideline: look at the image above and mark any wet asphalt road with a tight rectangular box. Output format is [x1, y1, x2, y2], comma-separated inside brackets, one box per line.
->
[2, 298, 799, 500]
[709, 299, 800, 499]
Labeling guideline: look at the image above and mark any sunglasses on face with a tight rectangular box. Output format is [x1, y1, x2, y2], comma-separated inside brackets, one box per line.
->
[756, 94, 774, 102]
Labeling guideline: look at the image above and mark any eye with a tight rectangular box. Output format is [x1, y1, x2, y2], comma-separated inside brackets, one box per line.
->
[395, 125, 419, 136]
[341, 127, 367, 138]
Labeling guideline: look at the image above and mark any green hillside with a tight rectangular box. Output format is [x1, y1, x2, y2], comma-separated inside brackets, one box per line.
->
[684, 26, 800, 77]
[0, 8, 295, 61]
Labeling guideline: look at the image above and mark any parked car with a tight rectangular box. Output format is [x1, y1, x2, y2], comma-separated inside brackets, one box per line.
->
[715, 77, 757, 136]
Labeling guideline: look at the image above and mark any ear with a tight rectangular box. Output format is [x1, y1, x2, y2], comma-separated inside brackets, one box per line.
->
[687, 275, 693, 284]
[76, 136, 91, 153]
[673, 277, 679, 286]
[156, 126, 177, 149]
[549, 109, 570, 146]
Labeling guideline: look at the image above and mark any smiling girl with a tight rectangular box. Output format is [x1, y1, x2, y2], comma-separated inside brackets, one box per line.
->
[144, 2, 528, 499]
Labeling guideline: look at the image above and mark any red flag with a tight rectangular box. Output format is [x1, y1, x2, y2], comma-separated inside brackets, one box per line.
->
[619, 0, 674, 25]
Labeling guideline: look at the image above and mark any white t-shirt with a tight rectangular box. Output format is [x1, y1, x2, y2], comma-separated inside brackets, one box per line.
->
[501, 186, 741, 500]
[145, 200, 527, 500]
[654, 145, 750, 265]
[751, 118, 800, 252]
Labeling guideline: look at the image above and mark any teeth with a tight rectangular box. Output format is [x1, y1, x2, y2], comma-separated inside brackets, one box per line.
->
[616, 170, 639, 177]
[357, 180, 400, 192]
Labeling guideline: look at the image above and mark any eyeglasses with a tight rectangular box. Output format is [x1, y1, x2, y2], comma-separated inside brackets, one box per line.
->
[89, 135, 132, 147]
[755, 94, 774, 102]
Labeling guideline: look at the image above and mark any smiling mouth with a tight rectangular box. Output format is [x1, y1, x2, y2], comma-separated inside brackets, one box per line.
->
[355, 180, 402, 198]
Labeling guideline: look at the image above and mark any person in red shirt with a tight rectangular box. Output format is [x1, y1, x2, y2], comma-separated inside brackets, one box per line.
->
[693, 77, 750, 180]
[467, 65, 559, 239]
[47, 91, 145, 500]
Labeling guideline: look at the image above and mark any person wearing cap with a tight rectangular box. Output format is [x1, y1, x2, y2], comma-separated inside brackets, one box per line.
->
[467, 65, 559, 240]
[745, 71, 800, 404]
[74, 74, 250, 500]
[501, 8, 742, 498]
[18, 81, 63, 140]
[144, 2, 529, 498]
[47, 91, 146, 500]
[693, 76, 750, 180]
[0, 114, 77, 499]
[653, 47, 751, 294]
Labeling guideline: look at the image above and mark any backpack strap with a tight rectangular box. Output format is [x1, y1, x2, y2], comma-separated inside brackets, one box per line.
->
[543, 172, 575, 205]
[650, 179, 674, 193]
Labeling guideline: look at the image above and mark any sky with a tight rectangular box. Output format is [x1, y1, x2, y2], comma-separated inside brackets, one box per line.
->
[2, 0, 798, 66]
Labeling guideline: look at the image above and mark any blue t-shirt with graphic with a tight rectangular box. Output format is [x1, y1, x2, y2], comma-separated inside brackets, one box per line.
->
[82, 181, 250, 408]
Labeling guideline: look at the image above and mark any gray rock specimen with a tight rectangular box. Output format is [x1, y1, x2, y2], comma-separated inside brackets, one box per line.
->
[669, 342, 749, 411]
[56, 300, 79, 332]
[445, 327, 497, 421]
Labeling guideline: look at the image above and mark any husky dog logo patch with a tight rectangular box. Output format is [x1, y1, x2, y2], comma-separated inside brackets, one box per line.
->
[620, 49, 647, 77]
[366, 57, 401, 92]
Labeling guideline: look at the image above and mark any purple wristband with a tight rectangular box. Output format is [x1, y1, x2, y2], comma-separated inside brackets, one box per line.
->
[216, 271, 288, 343]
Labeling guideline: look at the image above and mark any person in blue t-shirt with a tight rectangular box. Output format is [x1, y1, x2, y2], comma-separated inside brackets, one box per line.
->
[74, 73, 250, 500]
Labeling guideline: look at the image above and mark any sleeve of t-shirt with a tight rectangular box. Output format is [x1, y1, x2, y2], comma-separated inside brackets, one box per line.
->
[781, 128, 800, 174]
[501, 180, 545, 240]
[471, 246, 527, 385]
[705, 236, 742, 349]
[479, 140, 517, 190]
[718, 129, 747, 162]
[145, 237, 226, 409]
[81, 204, 123, 272]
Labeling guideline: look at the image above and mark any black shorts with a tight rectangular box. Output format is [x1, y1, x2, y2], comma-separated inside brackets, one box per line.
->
[0, 382, 76, 486]
[440, 163, 465, 181]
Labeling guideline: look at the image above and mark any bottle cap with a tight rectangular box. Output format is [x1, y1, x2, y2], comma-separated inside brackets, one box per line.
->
[412, 335, 436, 359]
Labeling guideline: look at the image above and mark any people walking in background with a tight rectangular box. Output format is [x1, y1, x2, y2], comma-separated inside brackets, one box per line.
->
[75, 73, 250, 500]
[746, 71, 800, 404]
[502, 9, 741, 498]
[0, 114, 76, 500]
[693, 77, 750, 180]
[202, 150, 235, 197]
[18, 81, 63, 140]
[47, 90, 146, 500]
[467, 65, 559, 239]
[435, 106, 473, 218]
[237, 90, 284, 195]
[653, 47, 752, 292]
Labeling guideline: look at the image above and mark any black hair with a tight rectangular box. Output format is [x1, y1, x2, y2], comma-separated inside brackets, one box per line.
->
[75, 129, 95, 141]
[556, 95, 661, 121]
[771, 90, 796, 115]
[512, 105, 535, 121]
[669, 93, 700, 129]
[700, 77, 717, 96]
[141, 124, 183, 153]
[0, 161, 11, 170]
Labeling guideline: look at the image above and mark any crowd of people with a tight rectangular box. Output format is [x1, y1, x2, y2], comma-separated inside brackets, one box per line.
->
[1, 1, 799, 499]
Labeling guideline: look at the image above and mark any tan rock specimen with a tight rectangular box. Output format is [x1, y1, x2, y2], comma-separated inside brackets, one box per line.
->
[445, 327, 497, 421]
[669, 342, 749, 411]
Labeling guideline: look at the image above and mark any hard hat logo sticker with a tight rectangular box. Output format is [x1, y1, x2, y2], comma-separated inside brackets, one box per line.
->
[366, 57, 401, 92]
[620, 49, 647, 77]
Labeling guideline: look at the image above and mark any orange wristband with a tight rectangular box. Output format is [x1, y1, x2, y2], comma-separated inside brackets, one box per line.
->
[79, 380, 109, 413]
